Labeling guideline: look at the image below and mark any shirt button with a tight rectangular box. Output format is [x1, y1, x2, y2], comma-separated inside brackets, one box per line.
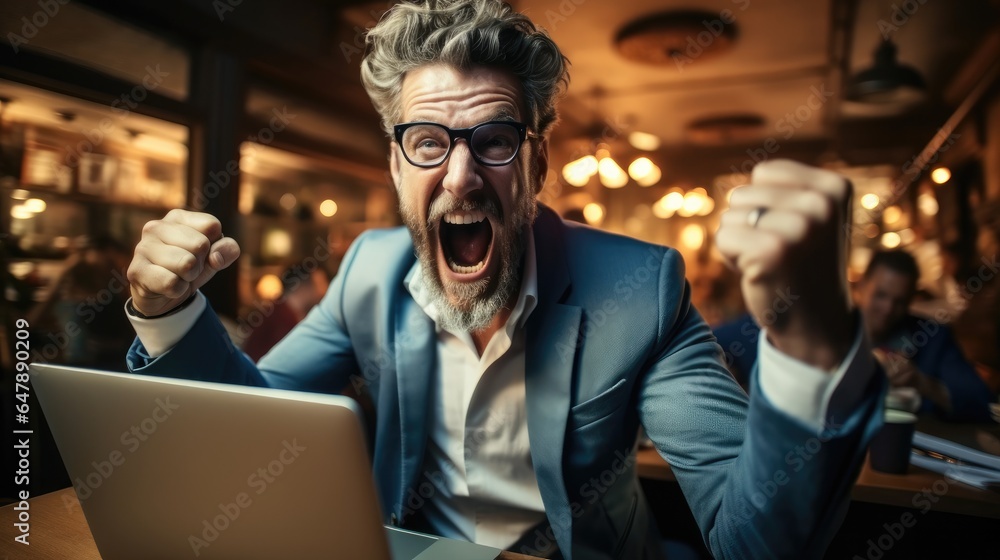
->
[390, 513, 398, 526]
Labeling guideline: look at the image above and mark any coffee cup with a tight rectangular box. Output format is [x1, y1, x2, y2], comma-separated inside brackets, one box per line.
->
[869, 409, 917, 474]
[885, 387, 921, 413]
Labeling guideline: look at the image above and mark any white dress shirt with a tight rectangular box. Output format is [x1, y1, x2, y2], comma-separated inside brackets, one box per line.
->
[403, 233, 546, 549]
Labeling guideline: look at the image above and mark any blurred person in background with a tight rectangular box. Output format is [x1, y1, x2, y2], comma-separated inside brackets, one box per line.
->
[243, 265, 329, 362]
[859, 249, 992, 421]
[28, 234, 133, 371]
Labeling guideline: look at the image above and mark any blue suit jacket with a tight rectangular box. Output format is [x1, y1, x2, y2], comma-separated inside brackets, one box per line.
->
[128, 205, 884, 559]
[880, 314, 992, 422]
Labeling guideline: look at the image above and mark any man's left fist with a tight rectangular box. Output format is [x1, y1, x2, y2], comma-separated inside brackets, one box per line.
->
[716, 159, 855, 370]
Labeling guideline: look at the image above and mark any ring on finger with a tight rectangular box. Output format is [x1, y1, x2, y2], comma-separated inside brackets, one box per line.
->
[747, 207, 767, 228]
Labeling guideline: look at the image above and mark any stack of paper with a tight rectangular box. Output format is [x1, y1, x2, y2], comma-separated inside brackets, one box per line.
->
[910, 431, 1000, 491]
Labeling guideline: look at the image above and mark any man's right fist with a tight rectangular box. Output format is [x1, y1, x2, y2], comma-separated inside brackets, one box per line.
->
[127, 209, 241, 317]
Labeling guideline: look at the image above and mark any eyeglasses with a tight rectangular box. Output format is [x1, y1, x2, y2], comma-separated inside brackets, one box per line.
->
[393, 121, 531, 168]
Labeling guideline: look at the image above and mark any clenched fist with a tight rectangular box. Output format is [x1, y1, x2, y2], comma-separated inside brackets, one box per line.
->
[127, 209, 241, 317]
[716, 159, 855, 370]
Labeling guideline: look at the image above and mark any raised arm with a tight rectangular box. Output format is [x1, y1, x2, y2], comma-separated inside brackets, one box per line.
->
[124, 209, 361, 395]
[641, 160, 884, 557]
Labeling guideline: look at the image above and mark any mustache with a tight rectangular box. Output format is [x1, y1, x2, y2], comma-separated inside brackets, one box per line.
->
[426, 191, 503, 229]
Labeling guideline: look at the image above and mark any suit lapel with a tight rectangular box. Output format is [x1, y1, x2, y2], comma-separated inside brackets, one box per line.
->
[525, 206, 581, 553]
[395, 292, 436, 501]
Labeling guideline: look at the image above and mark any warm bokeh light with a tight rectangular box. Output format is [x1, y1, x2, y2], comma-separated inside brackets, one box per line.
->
[562, 165, 588, 187]
[629, 158, 653, 177]
[930, 167, 951, 184]
[598, 156, 628, 188]
[863, 223, 880, 238]
[898, 228, 916, 245]
[663, 190, 685, 213]
[10, 204, 33, 220]
[680, 224, 705, 250]
[262, 229, 292, 258]
[562, 155, 597, 187]
[653, 197, 674, 219]
[697, 196, 715, 216]
[881, 231, 901, 249]
[628, 157, 661, 187]
[24, 198, 46, 213]
[279, 193, 297, 210]
[256, 274, 283, 300]
[320, 199, 338, 217]
[678, 192, 705, 217]
[860, 193, 880, 210]
[883, 205, 903, 225]
[628, 131, 661, 151]
[11, 189, 29, 200]
[583, 202, 605, 226]
[918, 192, 939, 216]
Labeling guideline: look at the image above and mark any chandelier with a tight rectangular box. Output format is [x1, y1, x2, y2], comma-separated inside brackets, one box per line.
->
[562, 142, 663, 189]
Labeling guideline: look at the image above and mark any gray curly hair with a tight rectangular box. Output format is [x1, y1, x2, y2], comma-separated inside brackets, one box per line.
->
[361, 0, 569, 137]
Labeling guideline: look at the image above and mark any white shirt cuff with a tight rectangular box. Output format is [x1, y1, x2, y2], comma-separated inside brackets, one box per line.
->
[125, 291, 207, 358]
[757, 324, 874, 432]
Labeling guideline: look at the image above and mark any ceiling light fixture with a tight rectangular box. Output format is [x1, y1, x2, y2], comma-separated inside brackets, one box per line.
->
[628, 131, 661, 151]
[563, 87, 663, 189]
[596, 147, 629, 189]
[847, 39, 926, 105]
[562, 145, 662, 189]
[653, 187, 714, 219]
[628, 157, 661, 187]
[685, 114, 766, 146]
[615, 10, 738, 66]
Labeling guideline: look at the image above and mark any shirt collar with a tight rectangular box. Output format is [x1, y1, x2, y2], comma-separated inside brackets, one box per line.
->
[405, 229, 538, 334]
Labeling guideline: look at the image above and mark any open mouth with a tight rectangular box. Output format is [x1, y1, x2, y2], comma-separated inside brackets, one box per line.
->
[439, 210, 494, 275]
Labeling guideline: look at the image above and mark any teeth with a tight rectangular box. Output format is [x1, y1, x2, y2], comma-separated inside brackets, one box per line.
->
[443, 210, 486, 225]
[448, 259, 486, 274]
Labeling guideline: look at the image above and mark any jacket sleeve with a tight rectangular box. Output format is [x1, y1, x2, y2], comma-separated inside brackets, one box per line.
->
[924, 326, 993, 422]
[638, 248, 885, 559]
[126, 231, 368, 394]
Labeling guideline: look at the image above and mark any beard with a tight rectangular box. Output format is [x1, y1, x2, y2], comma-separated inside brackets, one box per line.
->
[399, 170, 538, 333]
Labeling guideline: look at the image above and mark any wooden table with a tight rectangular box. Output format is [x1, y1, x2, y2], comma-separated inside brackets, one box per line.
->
[0, 488, 541, 559]
[637, 417, 1000, 519]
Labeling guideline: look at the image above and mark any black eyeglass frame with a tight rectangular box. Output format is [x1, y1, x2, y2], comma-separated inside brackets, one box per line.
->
[393, 120, 534, 168]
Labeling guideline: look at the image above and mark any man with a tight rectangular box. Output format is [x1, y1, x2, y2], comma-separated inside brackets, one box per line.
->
[124, 1, 883, 558]
[858, 249, 992, 422]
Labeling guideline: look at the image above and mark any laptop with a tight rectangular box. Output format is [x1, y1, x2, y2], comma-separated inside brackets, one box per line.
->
[30, 363, 501, 560]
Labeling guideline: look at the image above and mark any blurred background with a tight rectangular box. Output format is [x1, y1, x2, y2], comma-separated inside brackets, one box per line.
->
[1, 0, 999, 523]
